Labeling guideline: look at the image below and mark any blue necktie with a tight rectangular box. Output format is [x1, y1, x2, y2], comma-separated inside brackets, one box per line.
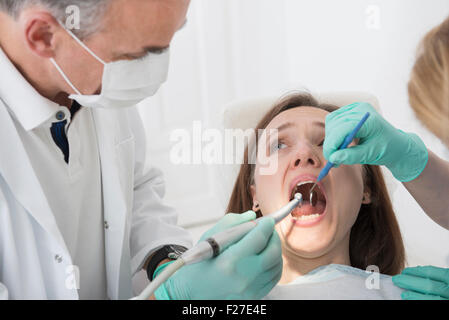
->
[50, 102, 82, 163]
[51, 120, 70, 163]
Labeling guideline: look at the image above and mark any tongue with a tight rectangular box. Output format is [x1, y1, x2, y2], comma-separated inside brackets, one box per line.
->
[292, 200, 325, 217]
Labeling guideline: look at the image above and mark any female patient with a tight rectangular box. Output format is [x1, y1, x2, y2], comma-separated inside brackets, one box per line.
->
[226, 92, 405, 299]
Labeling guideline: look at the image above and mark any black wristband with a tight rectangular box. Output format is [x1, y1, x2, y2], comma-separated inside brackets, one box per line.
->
[146, 245, 188, 281]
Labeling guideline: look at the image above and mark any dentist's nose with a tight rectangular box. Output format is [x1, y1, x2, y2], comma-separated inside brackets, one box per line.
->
[290, 144, 322, 169]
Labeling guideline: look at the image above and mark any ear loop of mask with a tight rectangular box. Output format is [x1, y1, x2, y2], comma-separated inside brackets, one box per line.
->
[49, 20, 107, 96]
[50, 58, 82, 95]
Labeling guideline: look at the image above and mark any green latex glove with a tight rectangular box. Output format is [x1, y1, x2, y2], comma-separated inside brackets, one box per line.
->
[198, 211, 257, 241]
[392, 266, 449, 300]
[154, 212, 283, 300]
[323, 102, 428, 182]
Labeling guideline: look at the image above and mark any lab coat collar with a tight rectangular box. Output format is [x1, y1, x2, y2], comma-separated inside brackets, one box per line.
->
[0, 99, 71, 261]
[0, 47, 60, 131]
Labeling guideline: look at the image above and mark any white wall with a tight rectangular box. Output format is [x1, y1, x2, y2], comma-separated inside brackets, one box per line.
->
[138, 0, 449, 268]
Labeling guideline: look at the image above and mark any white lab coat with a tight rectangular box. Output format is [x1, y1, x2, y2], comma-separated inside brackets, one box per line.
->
[0, 90, 192, 299]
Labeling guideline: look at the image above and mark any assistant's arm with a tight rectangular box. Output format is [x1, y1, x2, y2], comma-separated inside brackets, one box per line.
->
[324, 102, 449, 230]
[403, 150, 449, 229]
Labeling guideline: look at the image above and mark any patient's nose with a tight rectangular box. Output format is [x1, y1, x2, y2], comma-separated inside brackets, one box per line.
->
[290, 144, 321, 169]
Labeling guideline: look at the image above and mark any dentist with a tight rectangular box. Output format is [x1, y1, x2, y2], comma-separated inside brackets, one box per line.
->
[0, 0, 282, 300]
[323, 15, 449, 300]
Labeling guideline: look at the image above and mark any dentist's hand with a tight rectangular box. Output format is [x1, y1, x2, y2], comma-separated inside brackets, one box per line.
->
[323, 102, 428, 182]
[392, 266, 449, 300]
[154, 212, 283, 300]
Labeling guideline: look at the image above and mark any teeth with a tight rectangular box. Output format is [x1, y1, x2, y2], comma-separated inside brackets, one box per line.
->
[297, 181, 315, 187]
[291, 181, 316, 199]
[292, 213, 321, 221]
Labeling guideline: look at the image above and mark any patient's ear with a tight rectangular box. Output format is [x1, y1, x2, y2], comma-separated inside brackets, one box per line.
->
[250, 185, 260, 212]
[362, 187, 372, 204]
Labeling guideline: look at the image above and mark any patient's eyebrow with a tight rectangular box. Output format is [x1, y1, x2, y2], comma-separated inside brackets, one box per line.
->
[312, 121, 325, 129]
[274, 122, 295, 133]
[275, 121, 324, 132]
[266, 119, 325, 141]
[265, 122, 295, 143]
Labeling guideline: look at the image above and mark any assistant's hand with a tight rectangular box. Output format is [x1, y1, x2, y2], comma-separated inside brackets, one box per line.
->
[323, 102, 428, 182]
[392, 266, 449, 300]
[154, 212, 283, 300]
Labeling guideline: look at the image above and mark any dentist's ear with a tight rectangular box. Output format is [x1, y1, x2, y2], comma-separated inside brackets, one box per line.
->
[21, 12, 60, 58]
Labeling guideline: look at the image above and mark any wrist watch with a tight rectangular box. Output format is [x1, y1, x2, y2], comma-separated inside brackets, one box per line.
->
[146, 245, 188, 281]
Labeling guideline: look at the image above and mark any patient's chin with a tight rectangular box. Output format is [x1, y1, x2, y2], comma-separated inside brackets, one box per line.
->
[280, 229, 333, 258]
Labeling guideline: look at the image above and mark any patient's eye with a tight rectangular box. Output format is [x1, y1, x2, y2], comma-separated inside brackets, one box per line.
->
[276, 142, 287, 150]
[269, 140, 287, 154]
[317, 139, 324, 147]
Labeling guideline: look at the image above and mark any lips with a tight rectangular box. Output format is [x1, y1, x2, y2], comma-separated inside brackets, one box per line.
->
[288, 175, 327, 221]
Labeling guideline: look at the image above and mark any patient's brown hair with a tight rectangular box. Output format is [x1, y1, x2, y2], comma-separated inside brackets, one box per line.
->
[226, 92, 405, 275]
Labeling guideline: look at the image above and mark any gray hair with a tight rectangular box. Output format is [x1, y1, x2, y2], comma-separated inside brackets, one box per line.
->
[0, 0, 111, 39]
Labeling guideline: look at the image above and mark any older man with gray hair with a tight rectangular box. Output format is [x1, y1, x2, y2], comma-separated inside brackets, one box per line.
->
[0, 0, 282, 300]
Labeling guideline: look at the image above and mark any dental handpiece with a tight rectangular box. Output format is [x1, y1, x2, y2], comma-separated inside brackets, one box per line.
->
[133, 193, 303, 300]
[180, 193, 303, 265]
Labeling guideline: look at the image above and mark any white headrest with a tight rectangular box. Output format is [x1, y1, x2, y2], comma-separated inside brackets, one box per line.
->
[222, 91, 380, 130]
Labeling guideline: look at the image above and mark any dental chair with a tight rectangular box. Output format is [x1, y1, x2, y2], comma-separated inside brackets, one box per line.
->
[222, 91, 381, 131]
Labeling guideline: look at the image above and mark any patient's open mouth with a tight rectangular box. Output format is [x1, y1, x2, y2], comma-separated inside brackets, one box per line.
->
[289, 181, 326, 221]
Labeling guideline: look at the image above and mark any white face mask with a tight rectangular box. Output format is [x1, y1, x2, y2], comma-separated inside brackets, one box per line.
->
[50, 25, 170, 109]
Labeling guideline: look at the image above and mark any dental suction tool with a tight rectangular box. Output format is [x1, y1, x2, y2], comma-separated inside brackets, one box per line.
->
[133, 193, 303, 300]
[309, 112, 371, 205]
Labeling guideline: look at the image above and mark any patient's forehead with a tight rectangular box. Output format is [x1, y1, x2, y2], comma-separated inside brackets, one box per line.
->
[265, 106, 330, 130]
